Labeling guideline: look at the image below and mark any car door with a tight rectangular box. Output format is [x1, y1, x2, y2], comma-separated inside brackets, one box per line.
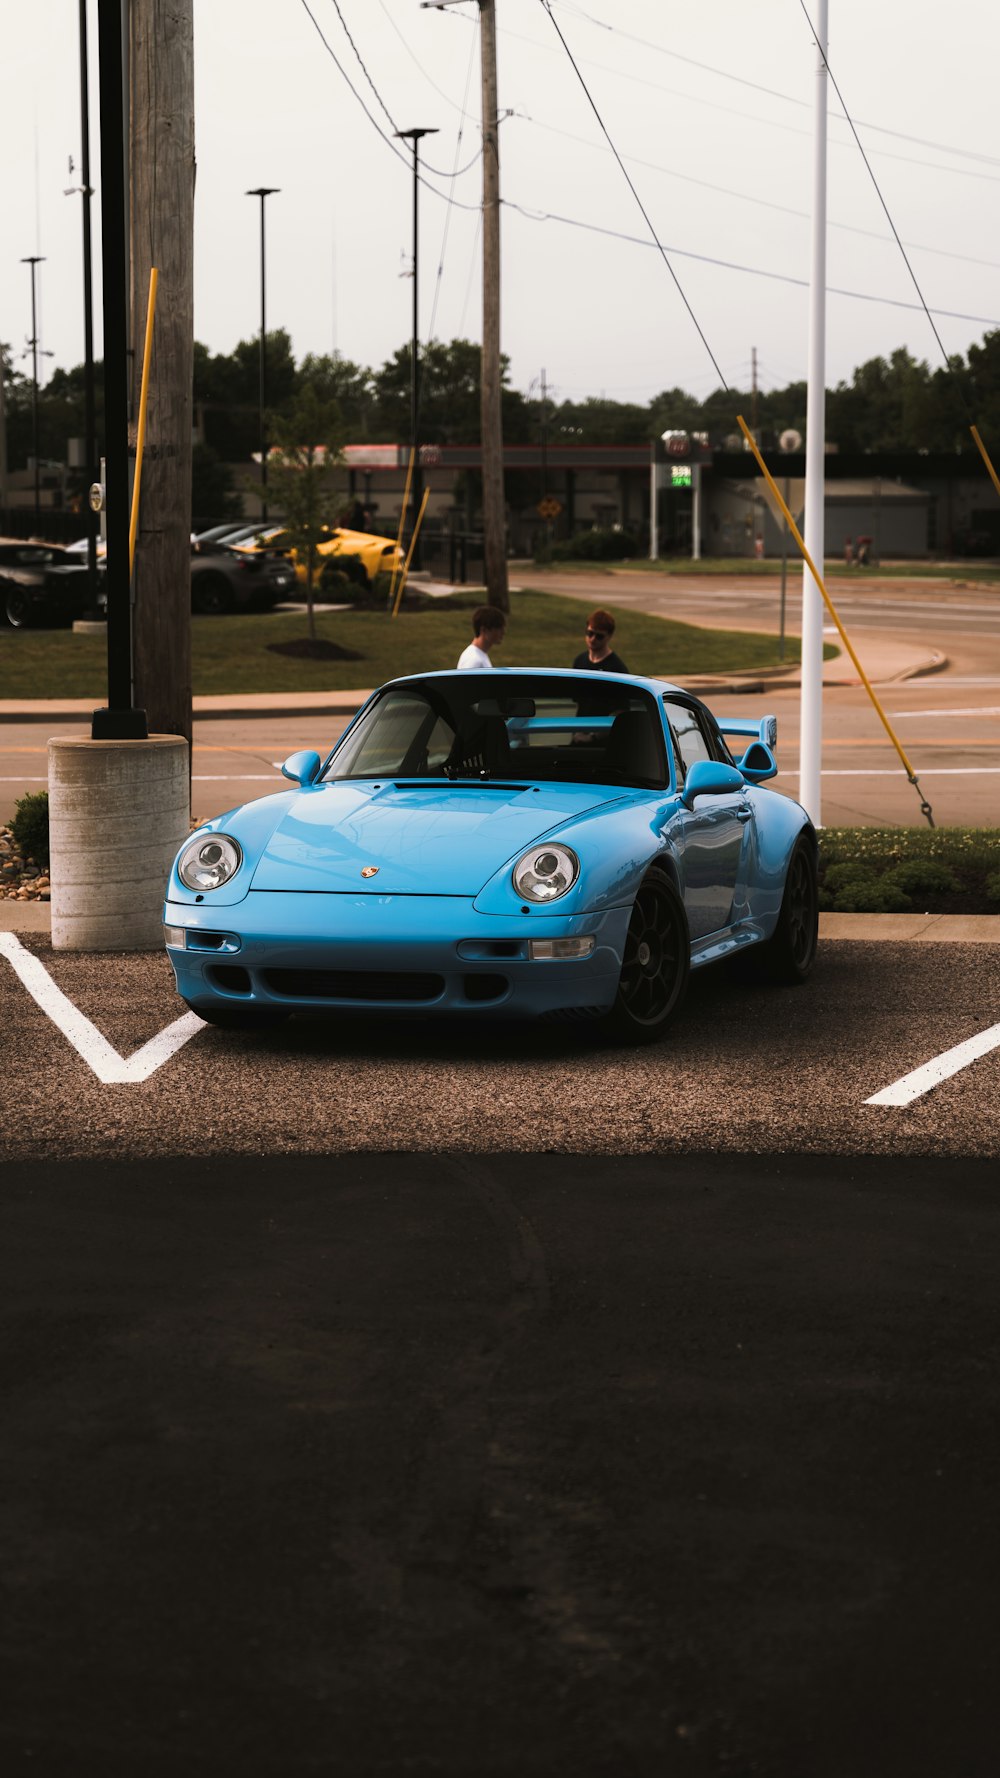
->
[662, 697, 753, 939]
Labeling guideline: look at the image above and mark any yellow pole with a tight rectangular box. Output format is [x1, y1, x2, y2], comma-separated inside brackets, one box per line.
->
[970, 424, 1000, 504]
[736, 414, 934, 823]
[129, 267, 158, 576]
[392, 486, 430, 618]
[388, 447, 416, 608]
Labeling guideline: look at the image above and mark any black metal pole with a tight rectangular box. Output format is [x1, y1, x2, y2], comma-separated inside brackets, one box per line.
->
[259, 198, 267, 521]
[21, 257, 44, 528]
[93, 0, 146, 737]
[246, 188, 278, 523]
[393, 128, 436, 574]
[79, 0, 98, 613]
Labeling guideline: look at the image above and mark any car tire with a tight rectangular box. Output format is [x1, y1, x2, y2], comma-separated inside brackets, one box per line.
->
[759, 835, 818, 984]
[185, 1001, 292, 1031]
[4, 587, 34, 629]
[597, 870, 690, 1044]
[337, 553, 370, 589]
[192, 573, 233, 616]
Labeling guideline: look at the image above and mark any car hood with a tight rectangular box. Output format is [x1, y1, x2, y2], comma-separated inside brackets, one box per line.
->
[247, 779, 620, 895]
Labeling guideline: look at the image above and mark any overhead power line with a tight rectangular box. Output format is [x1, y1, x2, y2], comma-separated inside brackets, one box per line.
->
[512, 111, 1000, 275]
[501, 197, 1000, 332]
[551, 0, 1000, 170]
[324, 0, 481, 179]
[299, 0, 480, 209]
[799, 0, 961, 378]
[538, 0, 729, 391]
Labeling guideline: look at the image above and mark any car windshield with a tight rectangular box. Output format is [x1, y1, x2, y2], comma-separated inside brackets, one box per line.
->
[323, 674, 668, 790]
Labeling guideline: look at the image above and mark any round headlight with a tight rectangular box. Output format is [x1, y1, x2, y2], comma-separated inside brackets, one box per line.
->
[178, 833, 242, 892]
[512, 843, 579, 903]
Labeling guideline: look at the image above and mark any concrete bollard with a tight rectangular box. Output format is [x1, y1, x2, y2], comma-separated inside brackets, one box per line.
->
[48, 736, 190, 951]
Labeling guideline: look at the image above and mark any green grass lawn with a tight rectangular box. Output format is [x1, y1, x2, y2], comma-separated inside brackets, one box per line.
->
[0, 587, 832, 698]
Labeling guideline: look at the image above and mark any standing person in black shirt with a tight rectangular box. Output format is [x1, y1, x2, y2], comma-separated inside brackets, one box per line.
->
[572, 608, 629, 674]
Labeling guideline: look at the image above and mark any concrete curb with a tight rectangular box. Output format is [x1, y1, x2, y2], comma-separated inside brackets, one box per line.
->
[0, 901, 995, 941]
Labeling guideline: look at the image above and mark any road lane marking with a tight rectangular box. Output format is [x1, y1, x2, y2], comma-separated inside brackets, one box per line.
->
[866, 1022, 1000, 1106]
[888, 707, 1000, 719]
[0, 931, 204, 1084]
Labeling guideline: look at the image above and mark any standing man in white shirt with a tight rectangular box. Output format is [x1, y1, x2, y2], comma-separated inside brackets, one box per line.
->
[457, 605, 507, 670]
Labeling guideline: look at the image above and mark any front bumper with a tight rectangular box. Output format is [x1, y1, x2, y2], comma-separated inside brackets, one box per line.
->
[164, 891, 630, 1021]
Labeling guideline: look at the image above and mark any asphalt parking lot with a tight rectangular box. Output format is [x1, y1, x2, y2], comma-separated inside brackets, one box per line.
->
[2, 934, 997, 1159]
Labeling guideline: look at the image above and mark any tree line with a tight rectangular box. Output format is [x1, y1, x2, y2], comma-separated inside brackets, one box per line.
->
[4, 327, 1000, 509]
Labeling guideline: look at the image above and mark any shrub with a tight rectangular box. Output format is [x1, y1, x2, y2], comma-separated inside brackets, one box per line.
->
[885, 859, 959, 896]
[11, 790, 50, 869]
[832, 878, 912, 913]
[822, 861, 877, 893]
[546, 527, 641, 562]
[986, 871, 1000, 905]
[319, 567, 366, 601]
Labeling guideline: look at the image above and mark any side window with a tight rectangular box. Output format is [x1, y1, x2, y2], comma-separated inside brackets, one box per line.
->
[662, 699, 712, 784]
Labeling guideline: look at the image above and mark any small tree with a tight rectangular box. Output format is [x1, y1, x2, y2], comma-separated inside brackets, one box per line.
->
[265, 389, 346, 641]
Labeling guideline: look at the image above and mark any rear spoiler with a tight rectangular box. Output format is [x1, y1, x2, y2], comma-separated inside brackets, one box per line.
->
[717, 714, 777, 749]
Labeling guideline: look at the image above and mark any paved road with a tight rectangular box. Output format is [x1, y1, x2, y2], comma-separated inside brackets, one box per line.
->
[3, 571, 997, 828]
[6, 691, 999, 829]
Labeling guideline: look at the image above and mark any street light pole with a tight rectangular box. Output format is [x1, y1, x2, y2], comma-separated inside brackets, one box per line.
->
[394, 127, 437, 571]
[21, 256, 45, 528]
[66, 0, 99, 610]
[246, 187, 279, 522]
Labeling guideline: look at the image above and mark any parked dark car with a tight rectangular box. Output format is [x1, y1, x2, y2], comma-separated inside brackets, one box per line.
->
[91, 543, 296, 618]
[190, 545, 296, 614]
[191, 522, 271, 554]
[0, 538, 103, 628]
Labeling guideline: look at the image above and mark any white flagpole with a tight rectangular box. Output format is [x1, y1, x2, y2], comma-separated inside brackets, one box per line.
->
[800, 0, 829, 824]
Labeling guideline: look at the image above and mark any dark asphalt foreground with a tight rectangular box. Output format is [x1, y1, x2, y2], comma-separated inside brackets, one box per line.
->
[2, 1149, 999, 1778]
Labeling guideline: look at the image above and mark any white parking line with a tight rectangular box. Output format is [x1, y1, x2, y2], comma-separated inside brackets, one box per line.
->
[888, 707, 1000, 719]
[0, 931, 204, 1083]
[865, 1021, 1000, 1107]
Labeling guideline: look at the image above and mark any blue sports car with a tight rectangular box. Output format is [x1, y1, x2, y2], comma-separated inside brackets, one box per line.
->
[163, 670, 818, 1043]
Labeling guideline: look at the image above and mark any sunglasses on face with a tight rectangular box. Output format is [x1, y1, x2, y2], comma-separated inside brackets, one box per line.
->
[586, 628, 608, 641]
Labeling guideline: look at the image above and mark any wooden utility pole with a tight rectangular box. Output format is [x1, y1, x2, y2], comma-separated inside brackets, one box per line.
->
[129, 0, 195, 760]
[479, 0, 509, 612]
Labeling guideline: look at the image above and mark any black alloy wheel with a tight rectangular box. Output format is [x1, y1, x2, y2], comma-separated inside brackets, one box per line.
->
[599, 871, 690, 1044]
[192, 573, 233, 616]
[4, 586, 34, 629]
[337, 552, 370, 589]
[763, 835, 819, 983]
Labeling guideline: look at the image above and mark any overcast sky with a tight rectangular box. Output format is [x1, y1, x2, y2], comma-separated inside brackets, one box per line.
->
[2, 0, 998, 418]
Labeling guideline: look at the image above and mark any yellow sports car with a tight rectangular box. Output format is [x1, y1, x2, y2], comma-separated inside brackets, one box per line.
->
[235, 525, 404, 589]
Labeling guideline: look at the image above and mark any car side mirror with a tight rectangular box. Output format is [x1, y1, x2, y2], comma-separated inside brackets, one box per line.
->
[682, 759, 745, 807]
[281, 749, 322, 787]
[736, 740, 778, 783]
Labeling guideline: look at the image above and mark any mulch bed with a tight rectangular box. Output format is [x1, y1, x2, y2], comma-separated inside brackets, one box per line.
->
[266, 639, 364, 662]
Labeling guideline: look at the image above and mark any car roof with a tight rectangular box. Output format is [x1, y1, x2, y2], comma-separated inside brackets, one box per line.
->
[382, 667, 690, 699]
